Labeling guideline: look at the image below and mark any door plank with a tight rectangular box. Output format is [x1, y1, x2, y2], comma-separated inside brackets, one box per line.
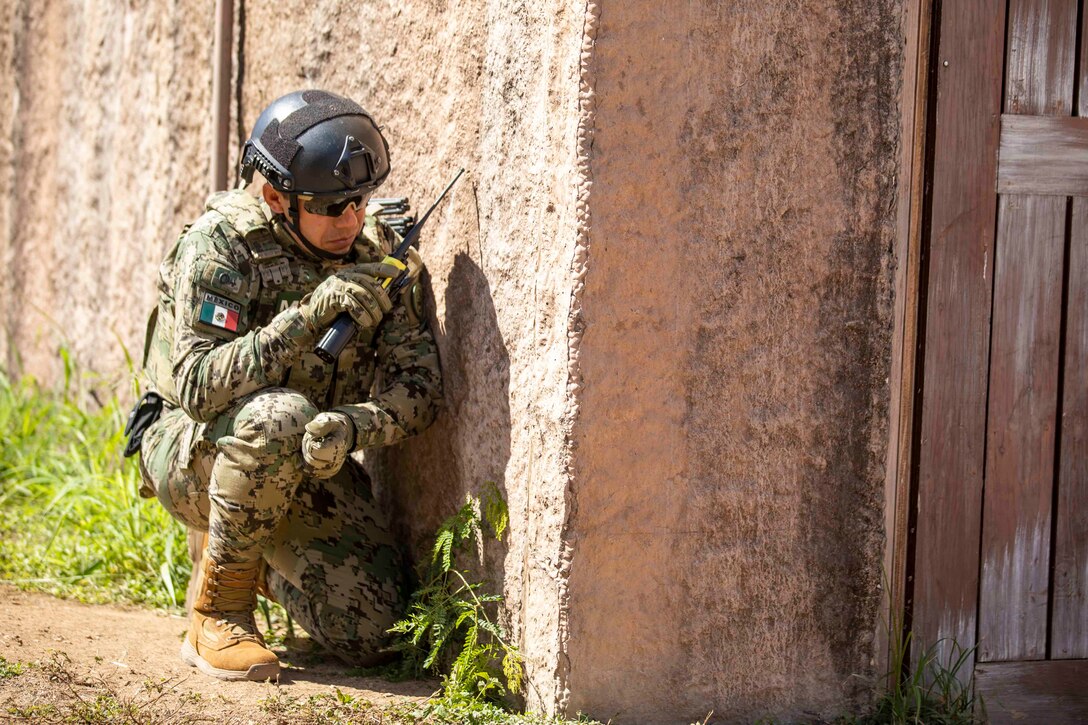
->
[1004, 0, 1076, 117]
[998, 115, 1088, 196]
[911, 1, 1006, 674]
[978, 0, 1077, 664]
[980, 195, 1067, 661]
[1051, 4, 1088, 663]
[974, 660, 1088, 725]
[1052, 197, 1088, 657]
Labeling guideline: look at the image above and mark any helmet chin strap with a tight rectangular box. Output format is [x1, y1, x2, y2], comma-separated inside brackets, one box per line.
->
[280, 195, 350, 261]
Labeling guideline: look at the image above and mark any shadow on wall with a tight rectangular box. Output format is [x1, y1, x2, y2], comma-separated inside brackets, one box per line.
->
[378, 252, 512, 580]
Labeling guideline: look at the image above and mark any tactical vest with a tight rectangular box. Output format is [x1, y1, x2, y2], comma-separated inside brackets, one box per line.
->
[142, 191, 386, 413]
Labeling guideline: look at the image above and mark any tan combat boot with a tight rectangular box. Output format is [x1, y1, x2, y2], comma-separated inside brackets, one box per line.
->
[180, 554, 281, 681]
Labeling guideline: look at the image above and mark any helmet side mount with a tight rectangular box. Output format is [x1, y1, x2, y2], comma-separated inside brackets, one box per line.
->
[333, 135, 377, 190]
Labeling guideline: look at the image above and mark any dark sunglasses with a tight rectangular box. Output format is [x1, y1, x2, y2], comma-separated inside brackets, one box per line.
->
[300, 193, 371, 217]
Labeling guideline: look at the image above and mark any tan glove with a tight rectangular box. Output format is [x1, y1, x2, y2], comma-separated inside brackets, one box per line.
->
[302, 411, 356, 478]
[298, 262, 399, 332]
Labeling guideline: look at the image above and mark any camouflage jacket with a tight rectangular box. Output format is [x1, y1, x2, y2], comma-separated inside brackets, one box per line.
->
[142, 189, 442, 450]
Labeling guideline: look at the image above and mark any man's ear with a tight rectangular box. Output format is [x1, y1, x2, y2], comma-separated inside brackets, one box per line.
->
[262, 183, 287, 214]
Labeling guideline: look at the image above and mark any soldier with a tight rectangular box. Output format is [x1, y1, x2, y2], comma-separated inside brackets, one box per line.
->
[133, 90, 443, 682]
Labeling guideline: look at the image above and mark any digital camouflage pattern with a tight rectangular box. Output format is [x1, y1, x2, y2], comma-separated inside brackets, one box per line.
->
[142, 391, 405, 661]
[138, 189, 441, 660]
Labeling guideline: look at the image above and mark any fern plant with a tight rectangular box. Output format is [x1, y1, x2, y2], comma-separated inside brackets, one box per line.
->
[388, 482, 522, 704]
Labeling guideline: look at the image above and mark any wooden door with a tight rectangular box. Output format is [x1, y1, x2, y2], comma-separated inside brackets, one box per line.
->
[911, 1, 1088, 722]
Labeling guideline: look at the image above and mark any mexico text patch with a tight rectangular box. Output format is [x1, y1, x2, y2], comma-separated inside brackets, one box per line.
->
[199, 292, 241, 332]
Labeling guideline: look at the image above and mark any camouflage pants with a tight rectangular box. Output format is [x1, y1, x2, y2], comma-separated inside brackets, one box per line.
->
[138, 387, 405, 665]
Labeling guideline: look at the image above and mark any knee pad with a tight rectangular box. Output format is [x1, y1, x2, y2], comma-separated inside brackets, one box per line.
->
[227, 388, 318, 463]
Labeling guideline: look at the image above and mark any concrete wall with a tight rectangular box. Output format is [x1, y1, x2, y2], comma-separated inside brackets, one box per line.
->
[1, 1, 907, 722]
[1, 0, 585, 711]
[565, 2, 902, 721]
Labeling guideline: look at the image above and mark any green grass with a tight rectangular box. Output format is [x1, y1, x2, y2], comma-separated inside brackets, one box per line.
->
[0, 361, 594, 725]
[851, 635, 982, 725]
[0, 361, 190, 609]
[837, 596, 983, 725]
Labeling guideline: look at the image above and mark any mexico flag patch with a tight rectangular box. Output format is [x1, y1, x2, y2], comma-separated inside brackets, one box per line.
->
[198, 292, 241, 332]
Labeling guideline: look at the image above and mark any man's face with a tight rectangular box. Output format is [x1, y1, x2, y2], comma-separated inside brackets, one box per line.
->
[263, 184, 367, 256]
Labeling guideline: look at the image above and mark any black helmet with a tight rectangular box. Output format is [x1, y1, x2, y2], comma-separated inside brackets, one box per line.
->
[239, 89, 391, 196]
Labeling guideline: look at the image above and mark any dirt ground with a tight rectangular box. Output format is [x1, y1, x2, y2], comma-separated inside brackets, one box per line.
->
[0, 584, 436, 723]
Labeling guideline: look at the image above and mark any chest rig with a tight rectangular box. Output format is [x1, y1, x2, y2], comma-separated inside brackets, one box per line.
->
[210, 194, 304, 324]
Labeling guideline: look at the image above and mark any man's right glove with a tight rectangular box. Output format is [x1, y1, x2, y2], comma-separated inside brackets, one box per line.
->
[302, 411, 356, 478]
[297, 262, 400, 333]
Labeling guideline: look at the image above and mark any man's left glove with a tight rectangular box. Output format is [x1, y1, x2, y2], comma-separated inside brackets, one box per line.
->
[302, 411, 356, 478]
[402, 246, 424, 287]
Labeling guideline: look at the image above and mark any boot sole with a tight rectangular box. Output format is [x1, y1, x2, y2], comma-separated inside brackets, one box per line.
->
[180, 639, 280, 682]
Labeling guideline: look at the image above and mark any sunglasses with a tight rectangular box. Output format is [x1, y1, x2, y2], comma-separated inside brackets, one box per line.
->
[299, 192, 372, 217]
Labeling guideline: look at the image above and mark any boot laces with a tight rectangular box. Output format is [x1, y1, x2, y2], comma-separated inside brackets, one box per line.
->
[205, 562, 264, 644]
[215, 611, 263, 644]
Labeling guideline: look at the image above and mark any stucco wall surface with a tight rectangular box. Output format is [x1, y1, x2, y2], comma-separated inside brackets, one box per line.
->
[564, 1, 902, 722]
[0, 0, 212, 383]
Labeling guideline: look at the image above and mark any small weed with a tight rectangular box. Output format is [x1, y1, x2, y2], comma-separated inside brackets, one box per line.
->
[68, 692, 142, 722]
[260, 688, 597, 725]
[843, 605, 983, 725]
[376, 486, 601, 724]
[403, 698, 606, 725]
[2, 651, 213, 724]
[256, 593, 296, 646]
[853, 636, 981, 725]
[6, 702, 61, 720]
[0, 654, 27, 680]
[259, 690, 382, 725]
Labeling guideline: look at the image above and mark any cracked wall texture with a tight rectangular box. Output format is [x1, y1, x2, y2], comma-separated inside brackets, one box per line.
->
[1, 1, 904, 722]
